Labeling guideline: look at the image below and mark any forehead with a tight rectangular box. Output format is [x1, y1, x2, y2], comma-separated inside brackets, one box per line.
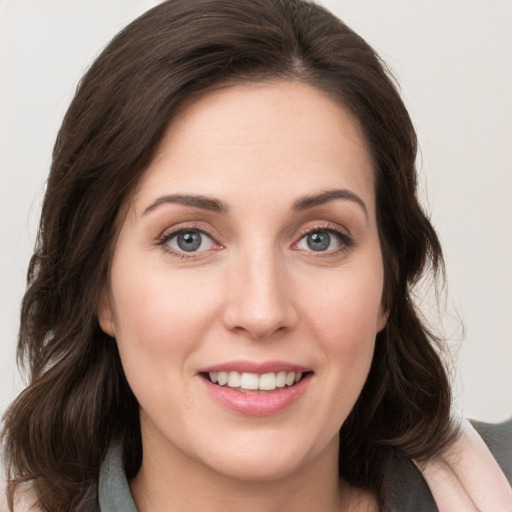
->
[133, 80, 375, 214]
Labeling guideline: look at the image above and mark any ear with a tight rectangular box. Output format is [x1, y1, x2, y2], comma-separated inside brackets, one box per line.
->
[97, 288, 116, 337]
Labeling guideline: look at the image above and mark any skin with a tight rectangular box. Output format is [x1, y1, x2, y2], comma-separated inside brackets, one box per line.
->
[98, 80, 388, 511]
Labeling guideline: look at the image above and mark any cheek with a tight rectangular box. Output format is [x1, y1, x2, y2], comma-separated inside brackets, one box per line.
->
[299, 264, 383, 390]
[304, 264, 384, 342]
[109, 260, 224, 384]
[109, 267, 225, 424]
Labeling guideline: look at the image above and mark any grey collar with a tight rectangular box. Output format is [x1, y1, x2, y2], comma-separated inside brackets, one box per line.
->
[98, 445, 139, 512]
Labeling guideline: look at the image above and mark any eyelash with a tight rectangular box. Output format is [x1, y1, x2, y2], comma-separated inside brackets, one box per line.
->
[156, 222, 354, 260]
[157, 224, 221, 260]
[294, 224, 354, 257]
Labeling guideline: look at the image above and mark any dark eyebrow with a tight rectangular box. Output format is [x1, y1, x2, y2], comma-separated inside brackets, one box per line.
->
[292, 189, 368, 218]
[142, 194, 228, 215]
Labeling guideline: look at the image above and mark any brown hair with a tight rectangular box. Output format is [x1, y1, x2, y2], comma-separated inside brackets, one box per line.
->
[2, 0, 455, 510]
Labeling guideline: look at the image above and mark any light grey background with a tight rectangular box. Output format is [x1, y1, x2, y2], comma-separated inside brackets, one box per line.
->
[1, 0, 511, 422]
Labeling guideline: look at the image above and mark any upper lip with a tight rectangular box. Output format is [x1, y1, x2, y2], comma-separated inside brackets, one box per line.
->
[198, 361, 312, 374]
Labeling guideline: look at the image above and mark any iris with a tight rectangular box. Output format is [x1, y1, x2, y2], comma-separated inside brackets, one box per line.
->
[307, 231, 331, 251]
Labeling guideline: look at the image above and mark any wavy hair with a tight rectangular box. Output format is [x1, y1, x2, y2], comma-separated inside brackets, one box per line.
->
[2, 0, 455, 509]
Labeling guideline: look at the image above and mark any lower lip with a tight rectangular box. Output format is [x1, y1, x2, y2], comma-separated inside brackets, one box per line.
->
[201, 374, 311, 416]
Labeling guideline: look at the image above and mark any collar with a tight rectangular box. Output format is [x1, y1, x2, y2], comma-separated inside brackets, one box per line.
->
[98, 445, 138, 512]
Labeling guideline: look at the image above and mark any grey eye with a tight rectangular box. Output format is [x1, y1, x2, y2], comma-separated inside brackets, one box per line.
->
[167, 230, 215, 253]
[297, 230, 343, 252]
[306, 231, 331, 251]
[177, 232, 202, 252]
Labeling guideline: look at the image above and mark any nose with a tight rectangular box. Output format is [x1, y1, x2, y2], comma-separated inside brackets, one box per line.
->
[222, 247, 297, 339]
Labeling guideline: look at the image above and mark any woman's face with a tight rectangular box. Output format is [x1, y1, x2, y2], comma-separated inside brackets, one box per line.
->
[99, 81, 387, 481]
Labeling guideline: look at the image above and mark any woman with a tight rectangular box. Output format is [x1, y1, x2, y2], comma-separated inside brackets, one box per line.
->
[1, 1, 511, 511]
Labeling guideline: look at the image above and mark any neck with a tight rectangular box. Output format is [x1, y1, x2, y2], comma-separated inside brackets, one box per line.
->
[130, 421, 376, 512]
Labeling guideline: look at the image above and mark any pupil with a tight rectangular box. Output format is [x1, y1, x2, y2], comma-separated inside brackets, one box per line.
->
[307, 231, 330, 251]
[177, 231, 201, 252]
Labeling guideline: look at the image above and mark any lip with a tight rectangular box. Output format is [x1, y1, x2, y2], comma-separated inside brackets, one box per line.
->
[198, 360, 311, 374]
[200, 371, 312, 416]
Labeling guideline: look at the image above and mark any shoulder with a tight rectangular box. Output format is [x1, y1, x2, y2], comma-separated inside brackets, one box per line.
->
[471, 416, 512, 483]
[0, 483, 7, 512]
[0, 479, 40, 512]
[382, 417, 512, 511]
[417, 417, 512, 511]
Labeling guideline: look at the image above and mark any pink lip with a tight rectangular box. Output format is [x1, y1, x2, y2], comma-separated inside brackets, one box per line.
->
[198, 360, 311, 374]
[200, 372, 312, 416]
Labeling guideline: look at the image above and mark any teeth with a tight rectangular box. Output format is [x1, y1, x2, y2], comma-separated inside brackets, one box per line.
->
[227, 371, 240, 387]
[240, 372, 259, 390]
[259, 372, 277, 391]
[276, 371, 287, 388]
[208, 371, 304, 391]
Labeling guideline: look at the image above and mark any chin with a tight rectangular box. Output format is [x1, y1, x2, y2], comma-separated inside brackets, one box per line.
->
[195, 428, 335, 483]
[206, 451, 306, 482]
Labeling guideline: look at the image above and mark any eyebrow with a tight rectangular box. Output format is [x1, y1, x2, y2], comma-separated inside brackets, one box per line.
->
[142, 194, 228, 215]
[142, 188, 367, 218]
[292, 189, 368, 218]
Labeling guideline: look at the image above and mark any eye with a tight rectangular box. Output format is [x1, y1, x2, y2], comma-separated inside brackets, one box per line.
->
[164, 229, 216, 253]
[296, 229, 349, 253]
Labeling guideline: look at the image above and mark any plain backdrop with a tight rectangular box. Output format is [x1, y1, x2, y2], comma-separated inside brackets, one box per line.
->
[1, 0, 511, 422]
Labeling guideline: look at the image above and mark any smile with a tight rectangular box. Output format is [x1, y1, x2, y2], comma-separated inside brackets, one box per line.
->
[206, 371, 305, 392]
[200, 364, 313, 415]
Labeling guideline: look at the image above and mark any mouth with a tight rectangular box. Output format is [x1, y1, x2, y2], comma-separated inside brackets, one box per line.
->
[198, 362, 313, 415]
[201, 370, 311, 394]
